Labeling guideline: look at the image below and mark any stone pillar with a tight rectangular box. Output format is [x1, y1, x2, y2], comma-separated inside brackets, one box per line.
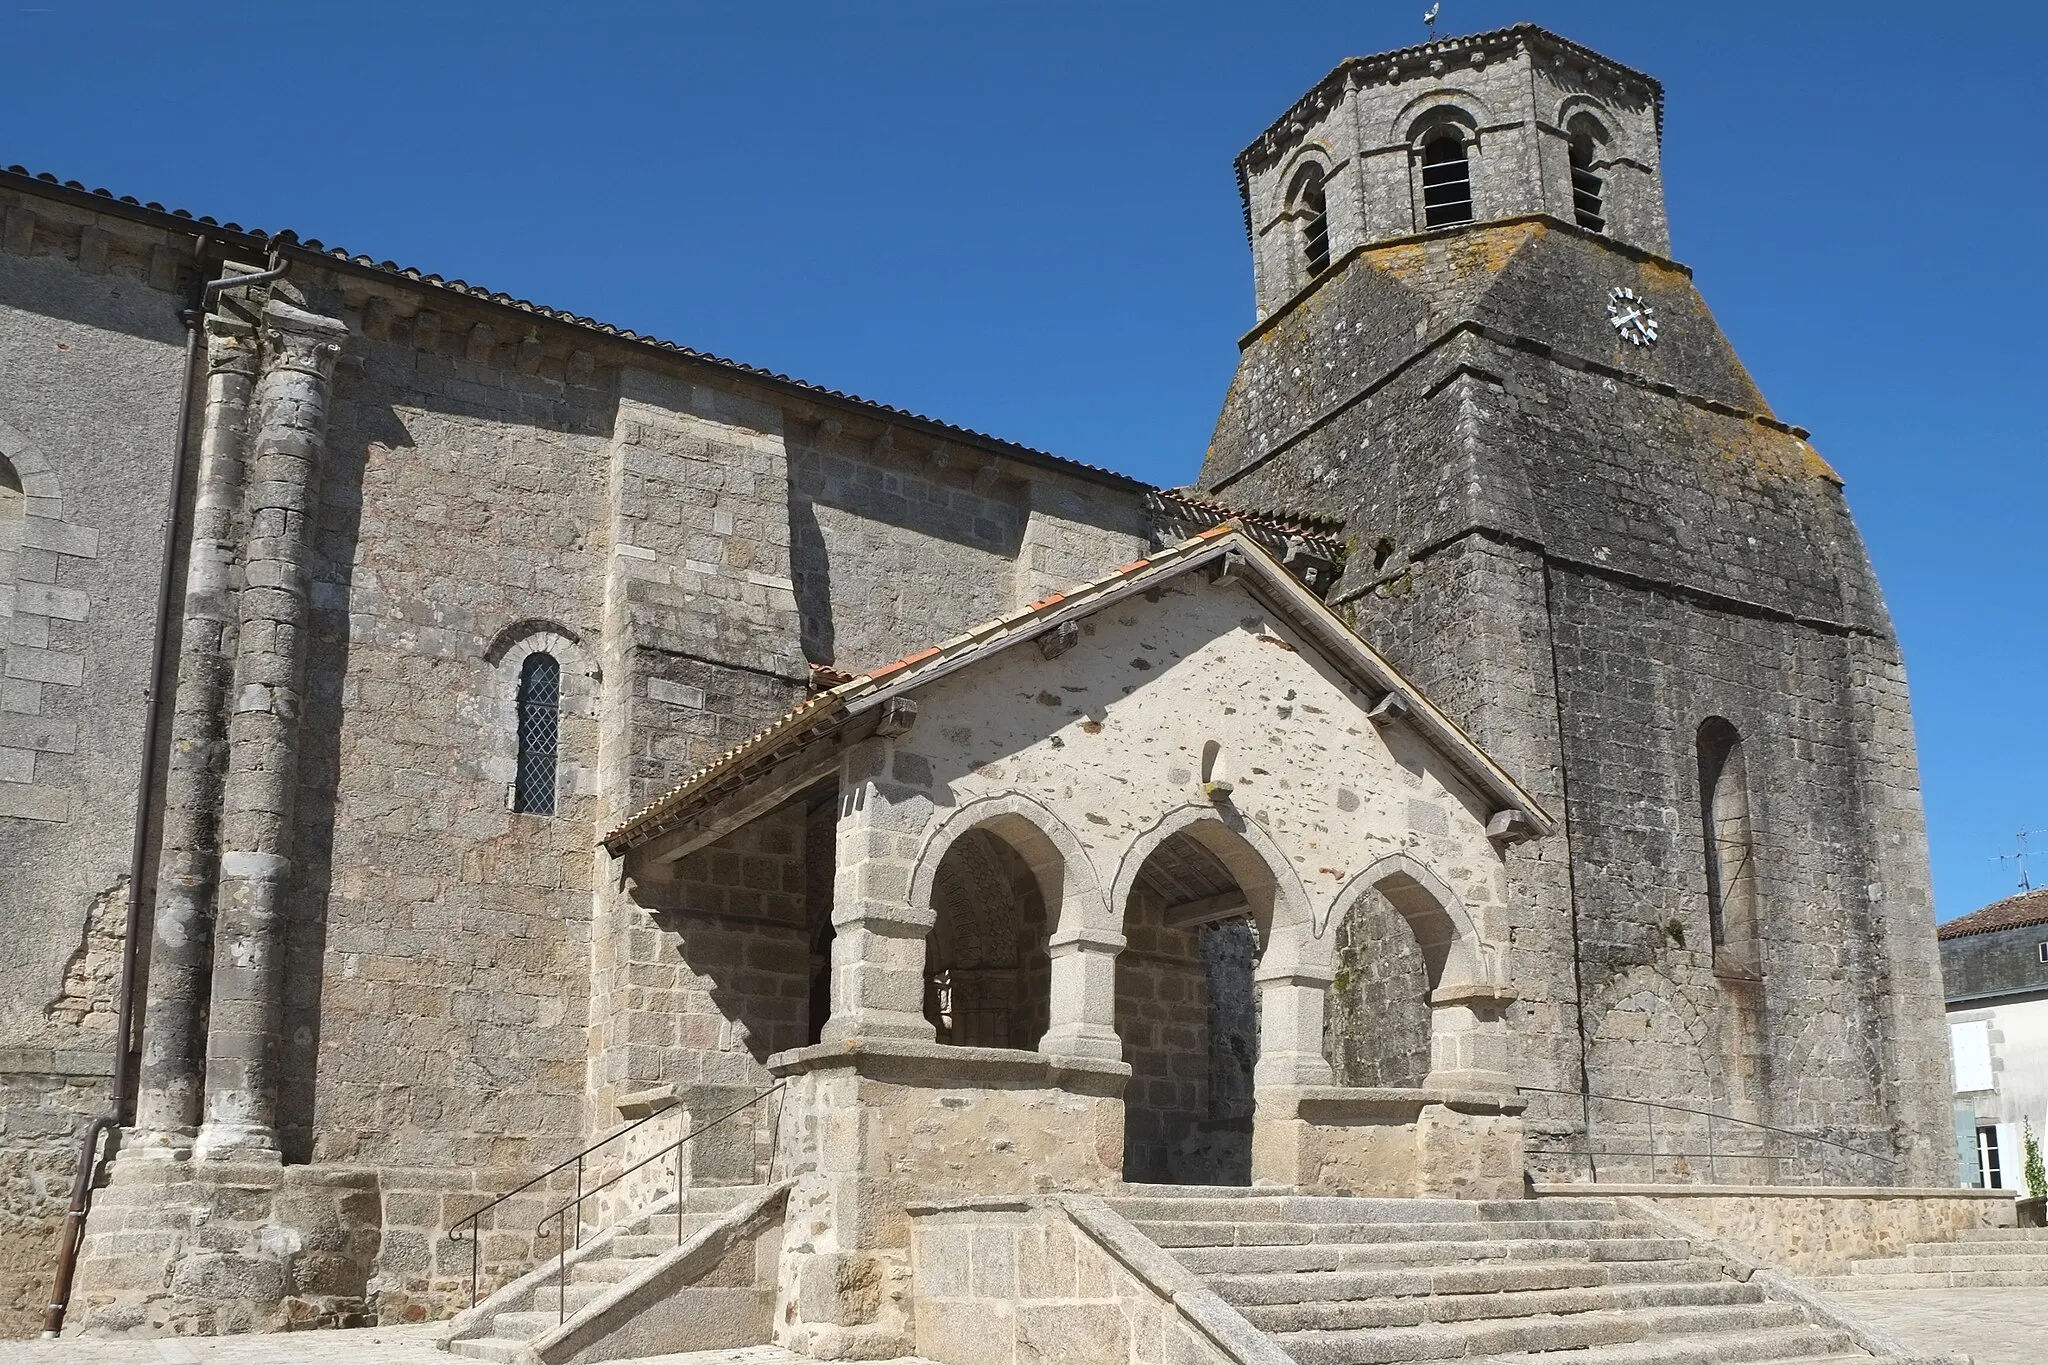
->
[1254, 964, 1336, 1088]
[1038, 923, 1124, 1062]
[821, 747, 934, 1046]
[1425, 983, 1517, 1092]
[132, 316, 259, 1154]
[193, 299, 346, 1161]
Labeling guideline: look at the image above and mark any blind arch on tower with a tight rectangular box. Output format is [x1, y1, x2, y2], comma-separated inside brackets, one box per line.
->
[1697, 717, 1761, 976]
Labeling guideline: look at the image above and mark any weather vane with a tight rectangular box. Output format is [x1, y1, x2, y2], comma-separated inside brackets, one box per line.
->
[1424, 4, 1441, 40]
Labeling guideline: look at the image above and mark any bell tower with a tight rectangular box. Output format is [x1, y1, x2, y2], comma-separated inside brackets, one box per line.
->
[1200, 25, 1958, 1183]
[1238, 25, 1668, 321]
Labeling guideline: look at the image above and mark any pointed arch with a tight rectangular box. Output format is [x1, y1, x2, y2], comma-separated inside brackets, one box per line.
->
[1326, 853, 1495, 992]
[908, 791, 1108, 941]
[1108, 801, 1324, 977]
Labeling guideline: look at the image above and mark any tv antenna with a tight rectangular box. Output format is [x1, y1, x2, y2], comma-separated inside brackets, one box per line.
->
[1999, 829, 2047, 893]
[1424, 5, 1441, 41]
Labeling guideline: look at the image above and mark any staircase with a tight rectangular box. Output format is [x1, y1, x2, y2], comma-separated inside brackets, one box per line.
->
[1806, 1225, 2048, 1291]
[1103, 1187, 1884, 1365]
[444, 1184, 778, 1362]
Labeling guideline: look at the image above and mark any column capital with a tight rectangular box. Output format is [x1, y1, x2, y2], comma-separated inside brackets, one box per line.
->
[260, 299, 347, 380]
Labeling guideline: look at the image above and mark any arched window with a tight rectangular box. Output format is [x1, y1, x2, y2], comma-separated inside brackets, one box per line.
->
[1289, 164, 1331, 278]
[1697, 718, 1760, 974]
[513, 652, 560, 815]
[1569, 134, 1606, 232]
[1420, 134, 1474, 228]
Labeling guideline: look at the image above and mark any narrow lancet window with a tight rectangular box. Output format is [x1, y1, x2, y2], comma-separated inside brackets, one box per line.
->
[1697, 718, 1760, 975]
[1291, 165, 1331, 277]
[514, 652, 561, 815]
[1421, 134, 1474, 227]
[1570, 136, 1606, 232]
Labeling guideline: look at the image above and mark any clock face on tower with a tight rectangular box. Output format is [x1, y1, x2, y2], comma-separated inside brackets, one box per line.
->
[1606, 285, 1659, 347]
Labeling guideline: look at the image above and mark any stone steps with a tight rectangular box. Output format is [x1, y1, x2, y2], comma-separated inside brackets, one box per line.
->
[1249, 1278, 1772, 1334]
[444, 1184, 778, 1361]
[1804, 1224, 2048, 1290]
[1209, 1257, 1728, 1307]
[1103, 1191, 1880, 1365]
[1278, 1302, 1821, 1365]
[1132, 1217, 1657, 1248]
[1452, 1326, 1864, 1365]
[1170, 1235, 1695, 1273]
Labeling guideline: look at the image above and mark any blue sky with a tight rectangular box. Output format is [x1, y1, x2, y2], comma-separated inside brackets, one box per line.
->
[4, 2, 2042, 921]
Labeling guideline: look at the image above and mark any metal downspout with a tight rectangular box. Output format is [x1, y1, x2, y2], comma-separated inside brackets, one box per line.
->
[38, 247, 285, 1339]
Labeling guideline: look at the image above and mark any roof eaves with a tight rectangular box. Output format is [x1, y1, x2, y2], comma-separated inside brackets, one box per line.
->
[1237, 24, 1664, 180]
[0, 165, 1150, 497]
[600, 529, 1239, 852]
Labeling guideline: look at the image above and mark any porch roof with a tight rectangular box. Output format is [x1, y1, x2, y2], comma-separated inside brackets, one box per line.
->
[600, 524, 1554, 857]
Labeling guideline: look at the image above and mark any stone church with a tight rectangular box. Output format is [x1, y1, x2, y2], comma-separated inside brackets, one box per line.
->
[0, 23, 1987, 1364]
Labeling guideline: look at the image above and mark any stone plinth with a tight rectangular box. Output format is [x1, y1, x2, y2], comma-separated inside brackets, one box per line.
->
[70, 1156, 380, 1336]
[1251, 1086, 1527, 1199]
[767, 1038, 1130, 1359]
[909, 1195, 1286, 1365]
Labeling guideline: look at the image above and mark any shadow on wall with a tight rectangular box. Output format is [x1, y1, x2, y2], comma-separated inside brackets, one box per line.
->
[785, 442, 1037, 672]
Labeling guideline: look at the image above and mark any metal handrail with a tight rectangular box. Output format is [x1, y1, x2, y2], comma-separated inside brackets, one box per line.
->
[449, 1083, 780, 1309]
[532, 1086, 782, 1324]
[1520, 1085, 1898, 1186]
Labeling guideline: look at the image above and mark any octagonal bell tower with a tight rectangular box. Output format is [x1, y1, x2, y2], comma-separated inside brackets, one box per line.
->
[1240, 25, 1668, 320]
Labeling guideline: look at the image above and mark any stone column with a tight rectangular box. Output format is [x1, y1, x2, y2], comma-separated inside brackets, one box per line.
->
[132, 315, 260, 1155]
[193, 299, 346, 1162]
[820, 747, 934, 1046]
[1038, 923, 1124, 1062]
[1253, 963, 1336, 1088]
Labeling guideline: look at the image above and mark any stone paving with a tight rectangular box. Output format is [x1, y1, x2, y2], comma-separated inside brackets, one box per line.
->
[1822, 1288, 2048, 1365]
[0, 1338, 934, 1365]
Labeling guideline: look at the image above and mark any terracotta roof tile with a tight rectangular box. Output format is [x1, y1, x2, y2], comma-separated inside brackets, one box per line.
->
[600, 522, 1553, 855]
[1939, 888, 2048, 941]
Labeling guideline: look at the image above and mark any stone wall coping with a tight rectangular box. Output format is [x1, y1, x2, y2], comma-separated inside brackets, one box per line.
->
[1060, 1195, 1299, 1365]
[1261, 1084, 1528, 1121]
[766, 1037, 1133, 1091]
[1535, 1181, 2013, 1201]
[525, 1181, 790, 1365]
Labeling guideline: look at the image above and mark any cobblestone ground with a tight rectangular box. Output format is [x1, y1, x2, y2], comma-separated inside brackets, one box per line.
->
[1823, 1288, 2048, 1365]
[0, 1337, 936, 1365]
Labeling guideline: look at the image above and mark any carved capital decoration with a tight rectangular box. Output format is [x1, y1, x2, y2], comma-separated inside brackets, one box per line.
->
[259, 299, 348, 381]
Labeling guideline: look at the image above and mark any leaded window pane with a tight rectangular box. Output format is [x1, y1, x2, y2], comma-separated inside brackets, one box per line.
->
[514, 653, 560, 815]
